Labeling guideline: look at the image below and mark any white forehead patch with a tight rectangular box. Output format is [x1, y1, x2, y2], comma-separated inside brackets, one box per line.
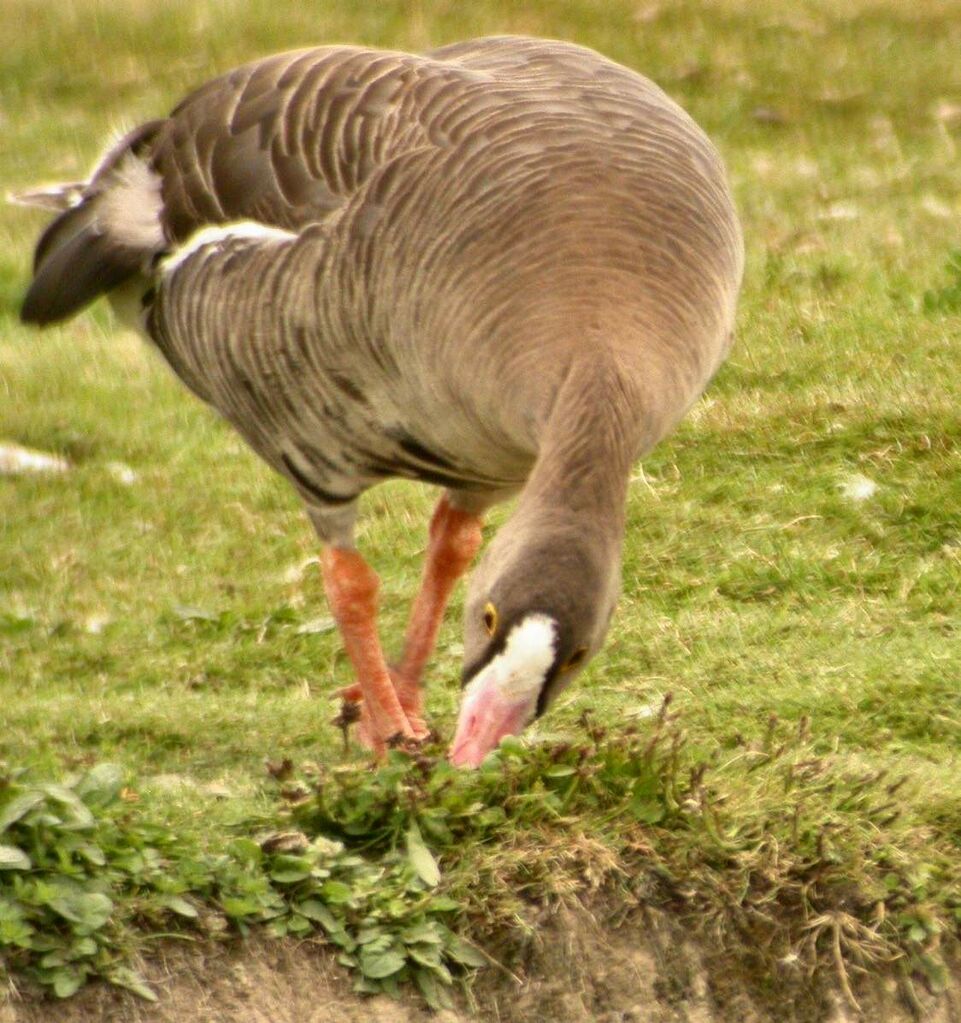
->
[490, 614, 558, 701]
[161, 221, 297, 275]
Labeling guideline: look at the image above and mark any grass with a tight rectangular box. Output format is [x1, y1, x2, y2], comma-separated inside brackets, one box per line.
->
[1, 0, 960, 1013]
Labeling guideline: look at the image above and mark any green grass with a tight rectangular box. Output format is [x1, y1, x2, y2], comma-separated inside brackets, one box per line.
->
[2, 0, 960, 1011]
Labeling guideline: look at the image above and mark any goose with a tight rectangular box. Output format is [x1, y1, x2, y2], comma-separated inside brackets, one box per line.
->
[19, 36, 743, 767]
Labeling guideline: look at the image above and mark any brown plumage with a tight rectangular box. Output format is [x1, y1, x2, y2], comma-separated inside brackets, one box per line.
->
[20, 36, 743, 765]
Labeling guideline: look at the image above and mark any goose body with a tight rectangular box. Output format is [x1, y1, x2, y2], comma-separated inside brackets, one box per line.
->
[21, 36, 743, 765]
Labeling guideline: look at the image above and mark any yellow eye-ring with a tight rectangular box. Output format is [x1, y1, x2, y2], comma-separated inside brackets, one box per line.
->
[560, 647, 588, 673]
[483, 602, 498, 636]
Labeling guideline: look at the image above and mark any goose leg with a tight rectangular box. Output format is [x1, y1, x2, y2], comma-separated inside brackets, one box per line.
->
[393, 496, 484, 715]
[320, 547, 423, 755]
[336, 496, 483, 724]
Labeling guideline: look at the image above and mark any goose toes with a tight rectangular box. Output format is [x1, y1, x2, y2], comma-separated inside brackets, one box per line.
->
[333, 694, 429, 755]
[389, 668, 428, 738]
[334, 670, 429, 749]
[356, 704, 428, 756]
[335, 682, 363, 702]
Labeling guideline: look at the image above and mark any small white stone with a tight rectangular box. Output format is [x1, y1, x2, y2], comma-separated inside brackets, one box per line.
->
[0, 443, 69, 475]
[106, 461, 138, 485]
[818, 201, 860, 222]
[201, 782, 233, 800]
[920, 194, 954, 219]
[838, 473, 878, 502]
[626, 700, 660, 720]
[144, 773, 197, 792]
[84, 615, 110, 634]
[282, 557, 320, 584]
[295, 616, 336, 635]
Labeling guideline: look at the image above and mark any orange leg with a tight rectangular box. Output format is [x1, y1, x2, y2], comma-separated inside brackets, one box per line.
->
[321, 547, 424, 755]
[394, 497, 484, 714]
[337, 496, 484, 721]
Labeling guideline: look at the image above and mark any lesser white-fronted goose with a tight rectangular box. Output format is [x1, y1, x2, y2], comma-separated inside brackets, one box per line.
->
[19, 36, 743, 766]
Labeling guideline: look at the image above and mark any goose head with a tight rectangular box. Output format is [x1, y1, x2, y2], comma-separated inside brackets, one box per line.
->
[449, 521, 620, 767]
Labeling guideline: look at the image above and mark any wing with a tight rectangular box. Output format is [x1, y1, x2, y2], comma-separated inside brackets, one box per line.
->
[21, 44, 490, 323]
[150, 46, 486, 239]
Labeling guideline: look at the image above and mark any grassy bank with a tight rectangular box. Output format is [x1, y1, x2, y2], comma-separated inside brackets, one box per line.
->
[2, 0, 960, 1014]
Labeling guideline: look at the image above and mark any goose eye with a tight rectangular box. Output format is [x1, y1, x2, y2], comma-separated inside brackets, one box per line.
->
[561, 647, 587, 673]
[482, 602, 498, 636]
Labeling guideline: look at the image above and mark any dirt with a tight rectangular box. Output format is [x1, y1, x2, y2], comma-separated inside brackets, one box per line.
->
[4, 904, 960, 1023]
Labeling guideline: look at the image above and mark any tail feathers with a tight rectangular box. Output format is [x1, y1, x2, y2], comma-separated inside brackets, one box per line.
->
[20, 120, 167, 327]
[21, 204, 147, 325]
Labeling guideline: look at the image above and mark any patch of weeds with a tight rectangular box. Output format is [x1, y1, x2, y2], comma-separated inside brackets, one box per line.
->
[224, 828, 484, 1009]
[0, 612, 37, 637]
[923, 249, 961, 313]
[0, 759, 484, 1010]
[3, 708, 960, 1013]
[0, 763, 178, 1000]
[0, 763, 280, 1001]
[288, 716, 678, 855]
[280, 706, 961, 1012]
[163, 602, 332, 643]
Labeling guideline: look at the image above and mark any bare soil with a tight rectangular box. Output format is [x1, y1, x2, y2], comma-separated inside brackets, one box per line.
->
[4, 905, 960, 1023]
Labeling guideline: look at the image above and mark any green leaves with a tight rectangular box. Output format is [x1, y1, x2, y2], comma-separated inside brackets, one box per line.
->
[109, 966, 159, 1002]
[0, 792, 46, 832]
[161, 895, 198, 919]
[320, 879, 355, 904]
[38, 784, 97, 830]
[46, 890, 114, 931]
[51, 967, 84, 998]
[406, 824, 440, 887]
[296, 898, 337, 929]
[268, 854, 315, 884]
[255, 716, 699, 1005]
[445, 935, 487, 968]
[0, 763, 187, 1001]
[0, 898, 34, 948]
[74, 763, 124, 808]
[237, 814, 476, 1003]
[359, 945, 406, 979]
[0, 845, 31, 870]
